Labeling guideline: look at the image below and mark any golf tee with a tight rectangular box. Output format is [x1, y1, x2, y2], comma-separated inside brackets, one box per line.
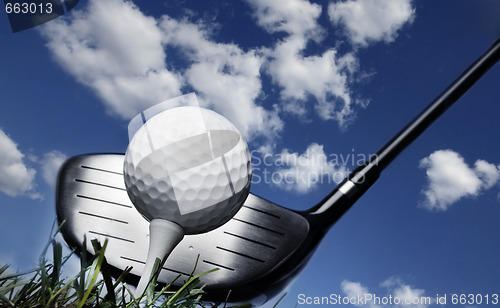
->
[135, 219, 185, 298]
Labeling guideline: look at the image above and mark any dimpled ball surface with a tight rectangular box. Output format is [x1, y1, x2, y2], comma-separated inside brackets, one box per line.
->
[124, 106, 252, 234]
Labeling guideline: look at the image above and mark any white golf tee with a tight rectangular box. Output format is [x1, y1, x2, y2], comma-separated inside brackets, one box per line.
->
[134, 219, 185, 298]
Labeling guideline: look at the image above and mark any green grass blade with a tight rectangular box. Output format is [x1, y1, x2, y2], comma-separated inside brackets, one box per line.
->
[0, 265, 10, 277]
[37, 219, 65, 264]
[188, 255, 200, 278]
[40, 258, 52, 303]
[78, 234, 87, 300]
[124, 284, 141, 308]
[0, 291, 15, 307]
[0, 268, 38, 283]
[12, 272, 39, 305]
[273, 293, 286, 307]
[166, 268, 219, 305]
[91, 239, 116, 304]
[150, 276, 179, 304]
[145, 257, 165, 305]
[113, 266, 133, 289]
[46, 275, 79, 306]
[50, 240, 63, 290]
[220, 290, 252, 308]
[0, 280, 29, 297]
[76, 238, 108, 308]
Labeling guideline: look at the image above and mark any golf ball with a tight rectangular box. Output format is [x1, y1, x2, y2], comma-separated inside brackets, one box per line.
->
[123, 106, 252, 234]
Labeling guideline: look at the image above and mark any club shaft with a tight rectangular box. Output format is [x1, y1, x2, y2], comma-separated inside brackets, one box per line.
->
[309, 38, 500, 224]
[375, 39, 500, 170]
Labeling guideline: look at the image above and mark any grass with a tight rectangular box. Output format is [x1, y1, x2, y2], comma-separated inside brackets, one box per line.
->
[0, 222, 268, 308]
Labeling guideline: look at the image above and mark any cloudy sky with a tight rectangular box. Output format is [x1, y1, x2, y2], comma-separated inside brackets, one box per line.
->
[1, 0, 500, 306]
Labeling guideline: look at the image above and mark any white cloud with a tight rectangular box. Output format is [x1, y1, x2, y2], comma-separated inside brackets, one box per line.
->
[267, 37, 362, 127]
[392, 285, 428, 308]
[474, 159, 500, 190]
[381, 277, 433, 308]
[419, 150, 500, 211]
[246, 0, 323, 39]
[159, 16, 283, 140]
[342, 277, 432, 308]
[329, 0, 415, 46]
[0, 129, 38, 198]
[272, 143, 346, 193]
[40, 0, 184, 120]
[41, 151, 68, 187]
[41, 0, 282, 141]
[341, 280, 381, 308]
[247, 0, 368, 128]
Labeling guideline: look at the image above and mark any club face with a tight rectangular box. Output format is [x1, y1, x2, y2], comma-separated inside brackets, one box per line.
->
[56, 154, 310, 290]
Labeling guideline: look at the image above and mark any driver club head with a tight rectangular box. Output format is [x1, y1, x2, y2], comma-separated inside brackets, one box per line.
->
[56, 153, 310, 304]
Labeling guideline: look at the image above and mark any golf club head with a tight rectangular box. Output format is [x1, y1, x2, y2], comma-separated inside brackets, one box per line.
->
[56, 153, 310, 304]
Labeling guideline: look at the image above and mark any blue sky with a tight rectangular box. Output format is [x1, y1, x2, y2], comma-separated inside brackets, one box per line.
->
[1, 0, 500, 307]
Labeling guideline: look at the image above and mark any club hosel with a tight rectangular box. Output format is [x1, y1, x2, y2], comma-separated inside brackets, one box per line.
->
[347, 160, 381, 187]
[306, 161, 380, 228]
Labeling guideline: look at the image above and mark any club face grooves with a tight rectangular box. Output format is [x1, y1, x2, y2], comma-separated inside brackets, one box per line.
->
[223, 231, 277, 249]
[78, 211, 129, 224]
[56, 154, 310, 290]
[76, 194, 133, 208]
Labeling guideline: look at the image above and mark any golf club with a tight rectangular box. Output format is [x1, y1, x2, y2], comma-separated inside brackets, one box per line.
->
[56, 38, 500, 305]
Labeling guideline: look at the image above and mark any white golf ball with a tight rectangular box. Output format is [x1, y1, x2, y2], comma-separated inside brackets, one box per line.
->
[123, 106, 252, 234]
